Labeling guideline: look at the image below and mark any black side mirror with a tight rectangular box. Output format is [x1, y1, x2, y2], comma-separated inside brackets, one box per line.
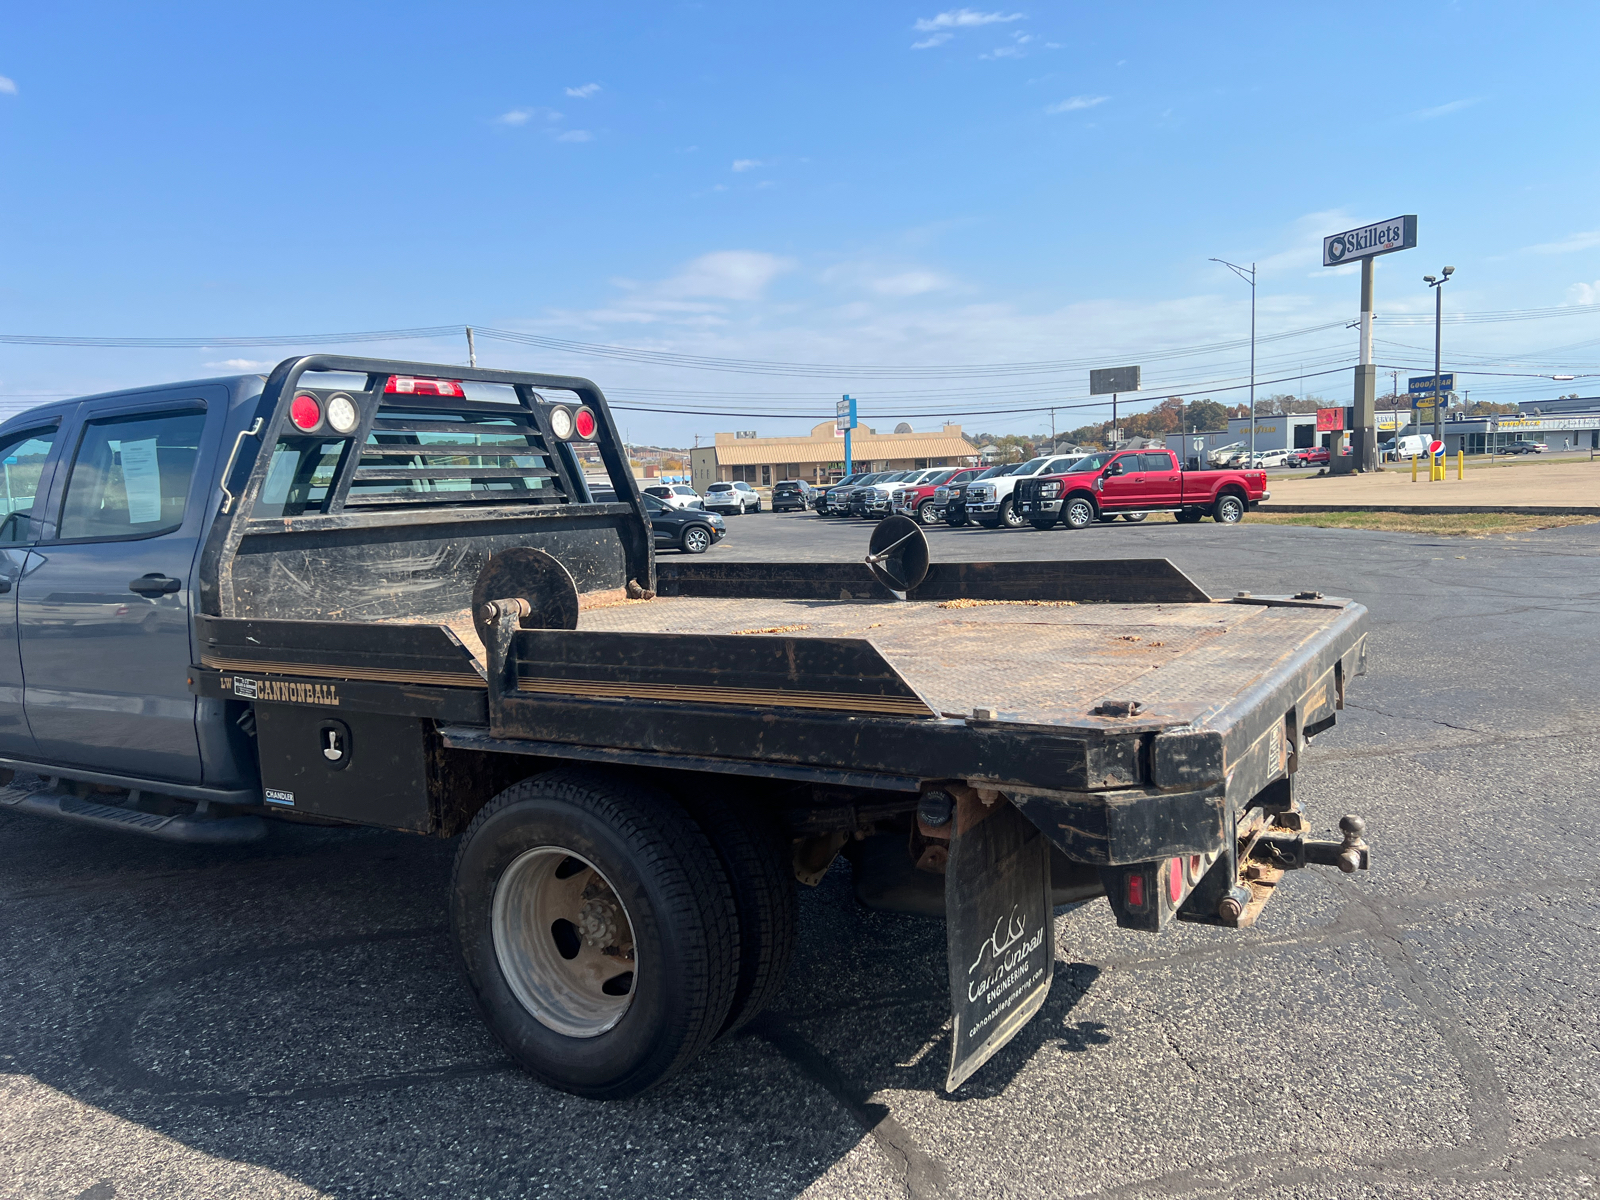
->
[1106, 460, 1124, 476]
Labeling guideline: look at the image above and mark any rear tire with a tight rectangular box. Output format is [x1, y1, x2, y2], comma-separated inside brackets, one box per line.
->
[1122, 512, 1148, 523]
[1029, 519, 1057, 531]
[1175, 509, 1204, 524]
[676, 789, 797, 1035]
[1063, 496, 1096, 530]
[1213, 494, 1245, 524]
[1098, 514, 1119, 523]
[945, 511, 969, 528]
[450, 768, 738, 1099]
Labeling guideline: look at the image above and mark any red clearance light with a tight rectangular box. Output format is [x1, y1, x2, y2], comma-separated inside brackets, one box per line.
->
[573, 406, 597, 440]
[1126, 873, 1145, 909]
[290, 392, 322, 432]
[384, 375, 466, 398]
[1168, 858, 1184, 904]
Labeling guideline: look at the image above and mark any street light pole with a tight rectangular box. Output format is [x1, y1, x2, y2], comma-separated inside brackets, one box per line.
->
[1425, 266, 1454, 450]
[1211, 258, 1257, 465]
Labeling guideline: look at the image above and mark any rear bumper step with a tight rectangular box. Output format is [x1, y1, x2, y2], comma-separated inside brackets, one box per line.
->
[0, 789, 268, 844]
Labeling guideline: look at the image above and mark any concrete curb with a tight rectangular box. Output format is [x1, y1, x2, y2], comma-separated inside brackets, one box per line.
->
[1257, 503, 1600, 516]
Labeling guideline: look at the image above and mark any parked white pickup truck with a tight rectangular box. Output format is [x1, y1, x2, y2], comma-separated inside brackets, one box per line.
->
[961, 453, 1082, 528]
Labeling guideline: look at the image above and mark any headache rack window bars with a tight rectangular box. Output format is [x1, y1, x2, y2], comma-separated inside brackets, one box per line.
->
[344, 406, 570, 509]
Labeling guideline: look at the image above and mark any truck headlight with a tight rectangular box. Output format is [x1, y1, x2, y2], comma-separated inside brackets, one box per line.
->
[1039, 481, 1061, 499]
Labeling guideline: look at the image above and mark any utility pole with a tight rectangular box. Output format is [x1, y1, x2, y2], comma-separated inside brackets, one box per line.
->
[466, 326, 477, 369]
[1210, 258, 1257, 466]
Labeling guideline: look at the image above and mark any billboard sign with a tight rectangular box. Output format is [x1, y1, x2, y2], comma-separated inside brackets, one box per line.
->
[734, 430, 757, 439]
[1090, 366, 1140, 395]
[1408, 373, 1454, 398]
[1323, 215, 1417, 267]
[1316, 407, 1345, 432]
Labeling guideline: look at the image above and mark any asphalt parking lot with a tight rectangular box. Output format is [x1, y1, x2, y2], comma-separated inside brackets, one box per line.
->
[4, 511, 1599, 1200]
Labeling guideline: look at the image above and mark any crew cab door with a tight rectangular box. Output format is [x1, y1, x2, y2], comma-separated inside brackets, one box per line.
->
[1096, 452, 1148, 509]
[17, 392, 222, 782]
[0, 419, 69, 759]
[1139, 451, 1183, 506]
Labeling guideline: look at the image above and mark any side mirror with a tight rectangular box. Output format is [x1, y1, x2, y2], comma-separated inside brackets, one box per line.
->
[1106, 461, 1124, 476]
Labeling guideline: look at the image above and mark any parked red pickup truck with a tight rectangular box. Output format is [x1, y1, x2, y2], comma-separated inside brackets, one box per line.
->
[1013, 449, 1268, 528]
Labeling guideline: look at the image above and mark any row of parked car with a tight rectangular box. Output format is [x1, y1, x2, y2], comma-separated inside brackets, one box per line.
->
[802, 448, 1267, 529]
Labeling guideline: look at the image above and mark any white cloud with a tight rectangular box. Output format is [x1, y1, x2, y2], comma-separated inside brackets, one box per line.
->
[1525, 231, 1600, 255]
[661, 251, 795, 301]
[1410, 97, 1480, 120]
[871, 271, 952, 297]
[914, 8, 1024, 31]
[732, 158, 762, 172]
[497, 107, 562, 126]
[565, 83, 601, 99]
[0, 76, 16, 96]
[1045, 95, 1107, 113]
[557, 129, 593, 142]
[912, 32, 952, 49]
[1568, 280, 1600, 304]
[205, 358, 274, 371]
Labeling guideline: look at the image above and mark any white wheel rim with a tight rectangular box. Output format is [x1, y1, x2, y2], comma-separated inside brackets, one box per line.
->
[1068, 500, 1093, 526]
[492, 848, 638, 1038]
[686, 528, 709, 551]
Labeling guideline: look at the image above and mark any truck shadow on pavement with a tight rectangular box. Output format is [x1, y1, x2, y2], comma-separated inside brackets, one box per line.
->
[3, 811, 1107, 1200]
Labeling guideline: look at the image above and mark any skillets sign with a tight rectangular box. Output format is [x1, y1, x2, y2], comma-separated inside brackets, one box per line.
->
[1323, 215, 1417, 267]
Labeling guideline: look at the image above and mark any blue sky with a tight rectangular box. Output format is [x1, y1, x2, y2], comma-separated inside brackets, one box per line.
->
[3, 2, 1599, 444]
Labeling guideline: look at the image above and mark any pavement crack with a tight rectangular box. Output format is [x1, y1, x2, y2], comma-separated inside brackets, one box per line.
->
[749, 1016, 949, 1200]
[1343, 701, 1485, 734]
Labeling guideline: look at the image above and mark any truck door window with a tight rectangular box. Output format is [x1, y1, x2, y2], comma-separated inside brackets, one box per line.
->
[0, 428, 58, 545]
[57, 410, 206, 541]
[1140, 453, 1173, 472]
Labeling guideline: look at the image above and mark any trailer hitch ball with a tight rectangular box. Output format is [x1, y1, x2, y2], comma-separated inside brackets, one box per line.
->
[1337, 815, 1368, 874]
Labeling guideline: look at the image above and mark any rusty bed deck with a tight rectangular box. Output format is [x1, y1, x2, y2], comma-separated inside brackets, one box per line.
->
[559, 596, 1348, 729]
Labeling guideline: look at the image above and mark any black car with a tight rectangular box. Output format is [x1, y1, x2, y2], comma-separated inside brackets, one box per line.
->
[770, 479, 814, 512]
[815, 472, 868, 516]
[643, 492, 726, 553]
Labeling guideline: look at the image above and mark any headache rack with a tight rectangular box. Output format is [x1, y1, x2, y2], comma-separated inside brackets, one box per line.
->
[197, 355, 653, 622]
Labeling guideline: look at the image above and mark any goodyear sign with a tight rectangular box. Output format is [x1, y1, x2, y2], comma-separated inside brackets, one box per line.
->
[1324, 215, 1417, 267]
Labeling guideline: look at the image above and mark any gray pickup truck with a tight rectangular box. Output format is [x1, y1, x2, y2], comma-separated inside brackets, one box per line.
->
[0, 356, 1372, 1100]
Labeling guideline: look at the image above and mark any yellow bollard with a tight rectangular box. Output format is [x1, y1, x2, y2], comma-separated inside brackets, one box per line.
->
[1412, 454, 1418, 482]
[1457, 449, 1463, 479]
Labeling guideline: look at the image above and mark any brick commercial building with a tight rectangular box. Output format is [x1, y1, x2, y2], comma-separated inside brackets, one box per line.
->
[689, 421, 978, 491]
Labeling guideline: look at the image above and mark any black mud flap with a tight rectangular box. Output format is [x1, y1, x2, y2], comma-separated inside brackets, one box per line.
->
[943, 792, 1054, 1092]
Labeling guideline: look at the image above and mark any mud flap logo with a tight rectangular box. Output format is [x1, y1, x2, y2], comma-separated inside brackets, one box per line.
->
[264, 788, 294, 806]
[944, 795, 1054, 1092]
[232, 676, 259, 699]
